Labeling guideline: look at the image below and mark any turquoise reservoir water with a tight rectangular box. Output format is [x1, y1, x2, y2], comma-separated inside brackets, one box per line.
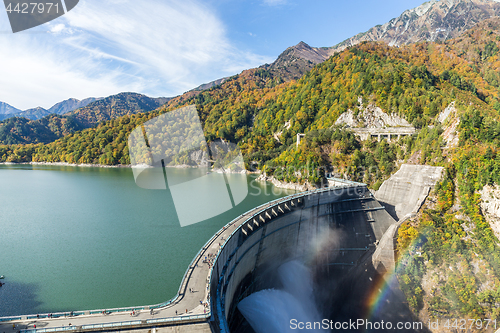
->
[0, 164, 294, 316]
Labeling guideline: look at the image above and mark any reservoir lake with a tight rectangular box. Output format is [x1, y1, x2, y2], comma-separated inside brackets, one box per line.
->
[0, 164, 294, 316]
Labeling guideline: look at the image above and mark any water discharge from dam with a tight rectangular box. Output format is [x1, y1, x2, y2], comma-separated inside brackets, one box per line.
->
[238, 260, 325, 333]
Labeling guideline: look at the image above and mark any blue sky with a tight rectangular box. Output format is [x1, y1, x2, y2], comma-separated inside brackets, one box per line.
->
[0, 0, 427, 110]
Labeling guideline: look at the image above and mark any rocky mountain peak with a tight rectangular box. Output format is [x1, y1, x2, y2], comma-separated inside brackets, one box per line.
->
[410, 0, 438, 16]
[0, 101, 21, 115]
[331, 0, 500, 52]
[279, 41, 333, 65]
[258, 41, 335, 82]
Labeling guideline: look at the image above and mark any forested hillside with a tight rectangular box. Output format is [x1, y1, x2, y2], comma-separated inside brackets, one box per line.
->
[0, 115, 83, 145]
[2, 20, 499, 167]
[66, 92, 170, 128]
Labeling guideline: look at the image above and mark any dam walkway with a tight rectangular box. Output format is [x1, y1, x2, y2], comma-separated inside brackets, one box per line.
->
[0, 182, 364, 333]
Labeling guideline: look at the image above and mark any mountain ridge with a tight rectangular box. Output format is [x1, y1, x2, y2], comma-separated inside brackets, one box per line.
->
[0, 101, 21, 115]
[258, 41, 334, 82]
[0, 97, 102, 122]
[185, 0, 500, 96]
[2, 0, 500, 145]
[48, 97, 102, 115]
[66, 92, 171, 128]
[0, 92, 171, 144]
[330, 0, 500, 52]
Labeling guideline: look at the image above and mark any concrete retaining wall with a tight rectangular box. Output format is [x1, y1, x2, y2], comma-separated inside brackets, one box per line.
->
[375, 164, 444, 220]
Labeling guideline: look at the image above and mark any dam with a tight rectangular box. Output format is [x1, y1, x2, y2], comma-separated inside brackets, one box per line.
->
[0, 164, 443, 333]
[209, 182, 399, 332]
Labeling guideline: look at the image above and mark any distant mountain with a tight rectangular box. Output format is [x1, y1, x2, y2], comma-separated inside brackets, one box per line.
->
[191, 41, 334, 93]
[0, 97, 102, 122]
[191, 77, 230, 92]
[67, 92, 171, 128]
[17, 107, 51, 120]
[271, 41, 333, 67]
[6, 15, 500, 161]
[48, 97, 102, 115]
[0, 93, 171, 144]
[155, 97, 171, 105]
[0, 102, 21, 115]
[3, 0, 500, 145]
[0, 106, 50, 121]
[331, 0, 500, 53]
[259, 41, 334, 81]
[192, 0, 500, 88]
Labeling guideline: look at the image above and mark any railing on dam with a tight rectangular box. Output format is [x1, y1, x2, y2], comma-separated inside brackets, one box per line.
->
[19, 314, 210, 333]
[3, 178, 367, 333]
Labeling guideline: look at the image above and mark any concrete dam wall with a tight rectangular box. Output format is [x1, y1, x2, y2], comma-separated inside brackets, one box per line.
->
[209, 165, 444, 332]
[208, 184, 406, 332]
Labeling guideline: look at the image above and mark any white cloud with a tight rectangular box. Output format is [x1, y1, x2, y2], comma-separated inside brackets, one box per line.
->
[262, 0, 287, 6]
[0, 0, 273, 109]
[0, 33, 133, 110]
[50, 24, 67, 34]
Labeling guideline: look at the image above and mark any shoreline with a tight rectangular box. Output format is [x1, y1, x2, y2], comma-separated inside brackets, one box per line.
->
[256, 174, 316, 191]
[0, 161, 131, 169]
[1, 162, 314, 187]
[0, 162, 252, 174]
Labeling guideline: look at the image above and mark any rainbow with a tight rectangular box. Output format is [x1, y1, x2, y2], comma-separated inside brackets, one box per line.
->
[363, 233, 427, 329]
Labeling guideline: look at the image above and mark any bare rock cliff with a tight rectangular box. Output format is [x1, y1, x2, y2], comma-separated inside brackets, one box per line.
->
[335, 97, 412, 128]
[479, 184, 500, 241]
